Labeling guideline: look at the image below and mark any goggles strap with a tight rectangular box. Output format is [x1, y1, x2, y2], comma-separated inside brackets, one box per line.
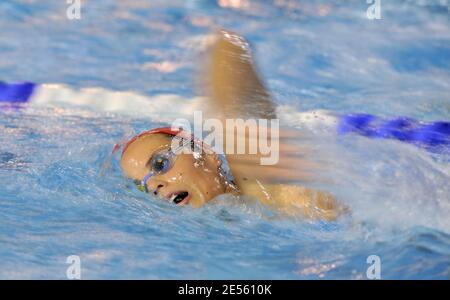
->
[141, 172, 154, 193]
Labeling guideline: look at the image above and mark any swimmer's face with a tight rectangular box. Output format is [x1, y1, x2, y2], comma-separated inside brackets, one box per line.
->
[120, 133, 227, 207]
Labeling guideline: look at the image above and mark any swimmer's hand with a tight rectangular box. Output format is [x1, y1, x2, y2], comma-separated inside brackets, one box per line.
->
[201, 29, 276, 120]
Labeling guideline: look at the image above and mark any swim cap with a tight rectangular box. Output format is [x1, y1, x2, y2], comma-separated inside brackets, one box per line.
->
[114, 127, 212, 157]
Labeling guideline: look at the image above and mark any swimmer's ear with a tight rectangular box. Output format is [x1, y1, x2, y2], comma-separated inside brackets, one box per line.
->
[200, 29, 276, 120]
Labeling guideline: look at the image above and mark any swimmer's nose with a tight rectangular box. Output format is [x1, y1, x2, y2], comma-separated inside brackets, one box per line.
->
[153, 184, 164, 195]
[146, 180, 166, 195]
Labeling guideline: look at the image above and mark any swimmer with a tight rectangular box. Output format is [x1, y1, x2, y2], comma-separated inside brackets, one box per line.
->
[119, 30, 346, 220]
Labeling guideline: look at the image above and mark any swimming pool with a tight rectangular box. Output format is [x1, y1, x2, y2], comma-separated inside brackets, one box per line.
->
[0, 0, 449, 279]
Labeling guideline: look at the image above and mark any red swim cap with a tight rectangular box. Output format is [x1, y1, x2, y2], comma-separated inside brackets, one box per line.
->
[113, 127, 212, 157]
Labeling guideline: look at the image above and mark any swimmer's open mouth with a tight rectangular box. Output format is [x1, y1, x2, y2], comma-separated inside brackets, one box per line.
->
[168, 191, 190, 205]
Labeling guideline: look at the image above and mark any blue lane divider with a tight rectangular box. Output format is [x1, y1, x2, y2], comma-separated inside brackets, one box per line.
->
[338, 113, 450, 152]
[0, 81, 35, 103]
[0, 82, 448, 153]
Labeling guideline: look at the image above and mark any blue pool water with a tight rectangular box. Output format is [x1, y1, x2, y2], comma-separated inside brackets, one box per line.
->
[1, 0, 449, 279]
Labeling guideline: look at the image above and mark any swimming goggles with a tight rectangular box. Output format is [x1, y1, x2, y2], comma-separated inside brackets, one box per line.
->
[134, 147, 179, 193]
[134, 137, 205, 193]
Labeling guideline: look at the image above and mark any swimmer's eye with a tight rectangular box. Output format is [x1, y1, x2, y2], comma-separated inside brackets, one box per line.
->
[149, 152, 173, 174]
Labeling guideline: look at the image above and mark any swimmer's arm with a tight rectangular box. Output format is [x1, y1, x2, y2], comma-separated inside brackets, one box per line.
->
[237, 181, 345, 221]
[201, 30, 320, 183]
[200, 30, 344, 220]
[224, 129, 320, 183]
